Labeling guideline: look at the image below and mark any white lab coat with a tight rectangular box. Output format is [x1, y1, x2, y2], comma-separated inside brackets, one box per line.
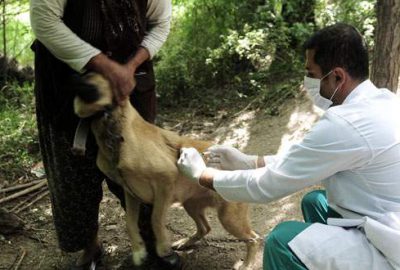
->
[212, 80, 400, 269]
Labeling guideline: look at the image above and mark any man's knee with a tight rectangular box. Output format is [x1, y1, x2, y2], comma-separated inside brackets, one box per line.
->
[301, 190, 325, 209]
[264, 221, 309, 270]
[265, 221, 302, 250]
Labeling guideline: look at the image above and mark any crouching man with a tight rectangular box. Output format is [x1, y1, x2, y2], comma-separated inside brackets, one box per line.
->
[177, 23, 400, 270]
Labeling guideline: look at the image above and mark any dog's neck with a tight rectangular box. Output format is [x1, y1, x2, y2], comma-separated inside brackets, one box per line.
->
[91, 99, 144, 165]
[91, 104, 124, 166]
[88, 104, 117, 120]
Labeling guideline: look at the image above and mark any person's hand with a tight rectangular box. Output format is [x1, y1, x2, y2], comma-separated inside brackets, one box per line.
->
[205, 145, 258, 170]
[102, 61, 137, 104]
[177, 147, 206, 183]
[86, 53, 137, 105]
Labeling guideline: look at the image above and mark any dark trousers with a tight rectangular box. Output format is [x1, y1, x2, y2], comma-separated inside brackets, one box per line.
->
[35, 61, 157, 252]
[263, 190, 342, 270]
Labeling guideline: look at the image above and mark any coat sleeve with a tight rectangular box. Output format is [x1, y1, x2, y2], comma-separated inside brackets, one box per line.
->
[213, 112, 373, 203]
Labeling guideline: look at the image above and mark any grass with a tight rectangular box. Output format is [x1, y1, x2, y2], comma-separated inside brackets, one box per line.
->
[0, 81, 40, 182]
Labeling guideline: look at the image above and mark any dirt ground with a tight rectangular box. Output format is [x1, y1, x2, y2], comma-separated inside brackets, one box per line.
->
[0, 93, 322, 270]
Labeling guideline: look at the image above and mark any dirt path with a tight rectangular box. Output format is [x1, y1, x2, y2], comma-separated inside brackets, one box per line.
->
[0, 94, 321, 270]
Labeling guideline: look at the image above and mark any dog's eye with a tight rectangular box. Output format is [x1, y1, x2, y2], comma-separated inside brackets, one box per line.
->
[71, 75, 100, 103]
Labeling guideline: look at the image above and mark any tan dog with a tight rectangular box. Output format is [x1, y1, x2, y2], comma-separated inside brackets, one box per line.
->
[73, 73, 261, 269]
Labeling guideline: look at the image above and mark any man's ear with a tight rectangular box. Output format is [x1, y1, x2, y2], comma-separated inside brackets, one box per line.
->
[333, 67, 347, 83]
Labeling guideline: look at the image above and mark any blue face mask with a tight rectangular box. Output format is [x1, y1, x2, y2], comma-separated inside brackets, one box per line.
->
[303, 70, 340, 111]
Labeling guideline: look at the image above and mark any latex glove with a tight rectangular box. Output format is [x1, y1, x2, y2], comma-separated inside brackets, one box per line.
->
[205, 145, 257, 170]
[177, 147, 206, 183]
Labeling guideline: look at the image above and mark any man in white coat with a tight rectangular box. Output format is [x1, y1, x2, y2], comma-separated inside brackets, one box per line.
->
[177, 23, 400, 270]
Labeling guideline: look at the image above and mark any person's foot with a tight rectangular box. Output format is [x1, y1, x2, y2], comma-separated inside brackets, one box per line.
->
[71, 247, 105, 270]
[123, 251, 182, 270]
[71, 237, 105, 270]
[75, 246, 103, 266]
[156, 252, 182, 270]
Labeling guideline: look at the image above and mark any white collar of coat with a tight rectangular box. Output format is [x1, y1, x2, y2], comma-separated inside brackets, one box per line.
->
[342, 79, 379, 105]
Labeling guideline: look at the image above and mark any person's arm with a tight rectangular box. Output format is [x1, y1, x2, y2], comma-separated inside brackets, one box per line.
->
[198, 167, 217, 191]
[30, 0, 144, 103]
[178, 113, 372, 204]
[205, 145, 266, 170]
[141, 0, 172, 59]
[213, 114, 373, 203]
[30, 0, 101, 72]
[102, 0, 172, 100]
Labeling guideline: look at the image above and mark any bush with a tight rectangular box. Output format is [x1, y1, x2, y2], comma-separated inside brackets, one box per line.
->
[156, 0, 270, 106]
[155, 0, 376, 111]
[0, 0, 34, 66]
[315, 0, 376, 47]
[0, 81, 39, 180]
[156, 0, 310, 108]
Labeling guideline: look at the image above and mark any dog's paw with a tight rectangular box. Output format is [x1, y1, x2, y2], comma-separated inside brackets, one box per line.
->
[172, 238, 190, 250]
[172, 237, 199, 250]
[132, 247, 148, 266]
[233, 259, 254, 270]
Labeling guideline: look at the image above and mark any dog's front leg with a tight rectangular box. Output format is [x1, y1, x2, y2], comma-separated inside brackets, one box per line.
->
[151, 187, 173, 258]
[125, 190, 147, 266]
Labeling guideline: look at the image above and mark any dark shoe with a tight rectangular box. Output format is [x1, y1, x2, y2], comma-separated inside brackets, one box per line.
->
[156, 252, 182, 270]
[123, 251, 182, 270]
[70, 246, 106, 270]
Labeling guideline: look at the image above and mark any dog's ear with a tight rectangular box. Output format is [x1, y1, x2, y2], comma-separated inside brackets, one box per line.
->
[71, 73, 100, 103]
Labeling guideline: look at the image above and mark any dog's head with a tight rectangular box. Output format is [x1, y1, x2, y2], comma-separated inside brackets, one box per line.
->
[73, 73, 114, 118]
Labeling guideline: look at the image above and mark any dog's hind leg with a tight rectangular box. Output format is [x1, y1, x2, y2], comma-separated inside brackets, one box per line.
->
[125, 190, 148, 266]
[172, 199, 211, 250]
[217, 202, 261, 270]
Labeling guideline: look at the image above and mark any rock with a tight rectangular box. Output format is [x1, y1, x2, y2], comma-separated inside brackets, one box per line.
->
[0, 208, 24, 235]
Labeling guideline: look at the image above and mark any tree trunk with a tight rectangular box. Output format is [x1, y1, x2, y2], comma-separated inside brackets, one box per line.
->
[370, 0, 400, 93]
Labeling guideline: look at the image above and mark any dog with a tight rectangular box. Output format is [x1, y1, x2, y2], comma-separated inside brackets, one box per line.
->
[73, 73, 261, 269]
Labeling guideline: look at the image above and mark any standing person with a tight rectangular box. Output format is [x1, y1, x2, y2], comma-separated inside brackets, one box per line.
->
[177, 23, 400, 270]
[30, 0, 174, 269]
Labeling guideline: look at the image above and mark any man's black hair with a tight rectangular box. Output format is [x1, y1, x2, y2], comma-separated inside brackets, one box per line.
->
[304, 23, 369, 80]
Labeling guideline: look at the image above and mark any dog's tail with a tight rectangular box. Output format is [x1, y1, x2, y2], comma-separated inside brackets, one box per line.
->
[160, 128, 212, 160]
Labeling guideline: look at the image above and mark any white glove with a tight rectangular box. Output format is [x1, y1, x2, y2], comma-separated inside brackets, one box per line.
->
[205, 145, 257, 170]
[177, 147, 206, 183]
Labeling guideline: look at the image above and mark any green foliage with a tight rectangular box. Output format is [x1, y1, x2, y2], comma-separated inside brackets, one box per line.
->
[315, 0, 376, 47]
[156, 0, 376, 110]
[156, 0, 270, 105]
[157, 1, 302, 108]
[0, 82, 39, 180]
[0, 0, 33, 65]
[206, 26, 271, 83]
